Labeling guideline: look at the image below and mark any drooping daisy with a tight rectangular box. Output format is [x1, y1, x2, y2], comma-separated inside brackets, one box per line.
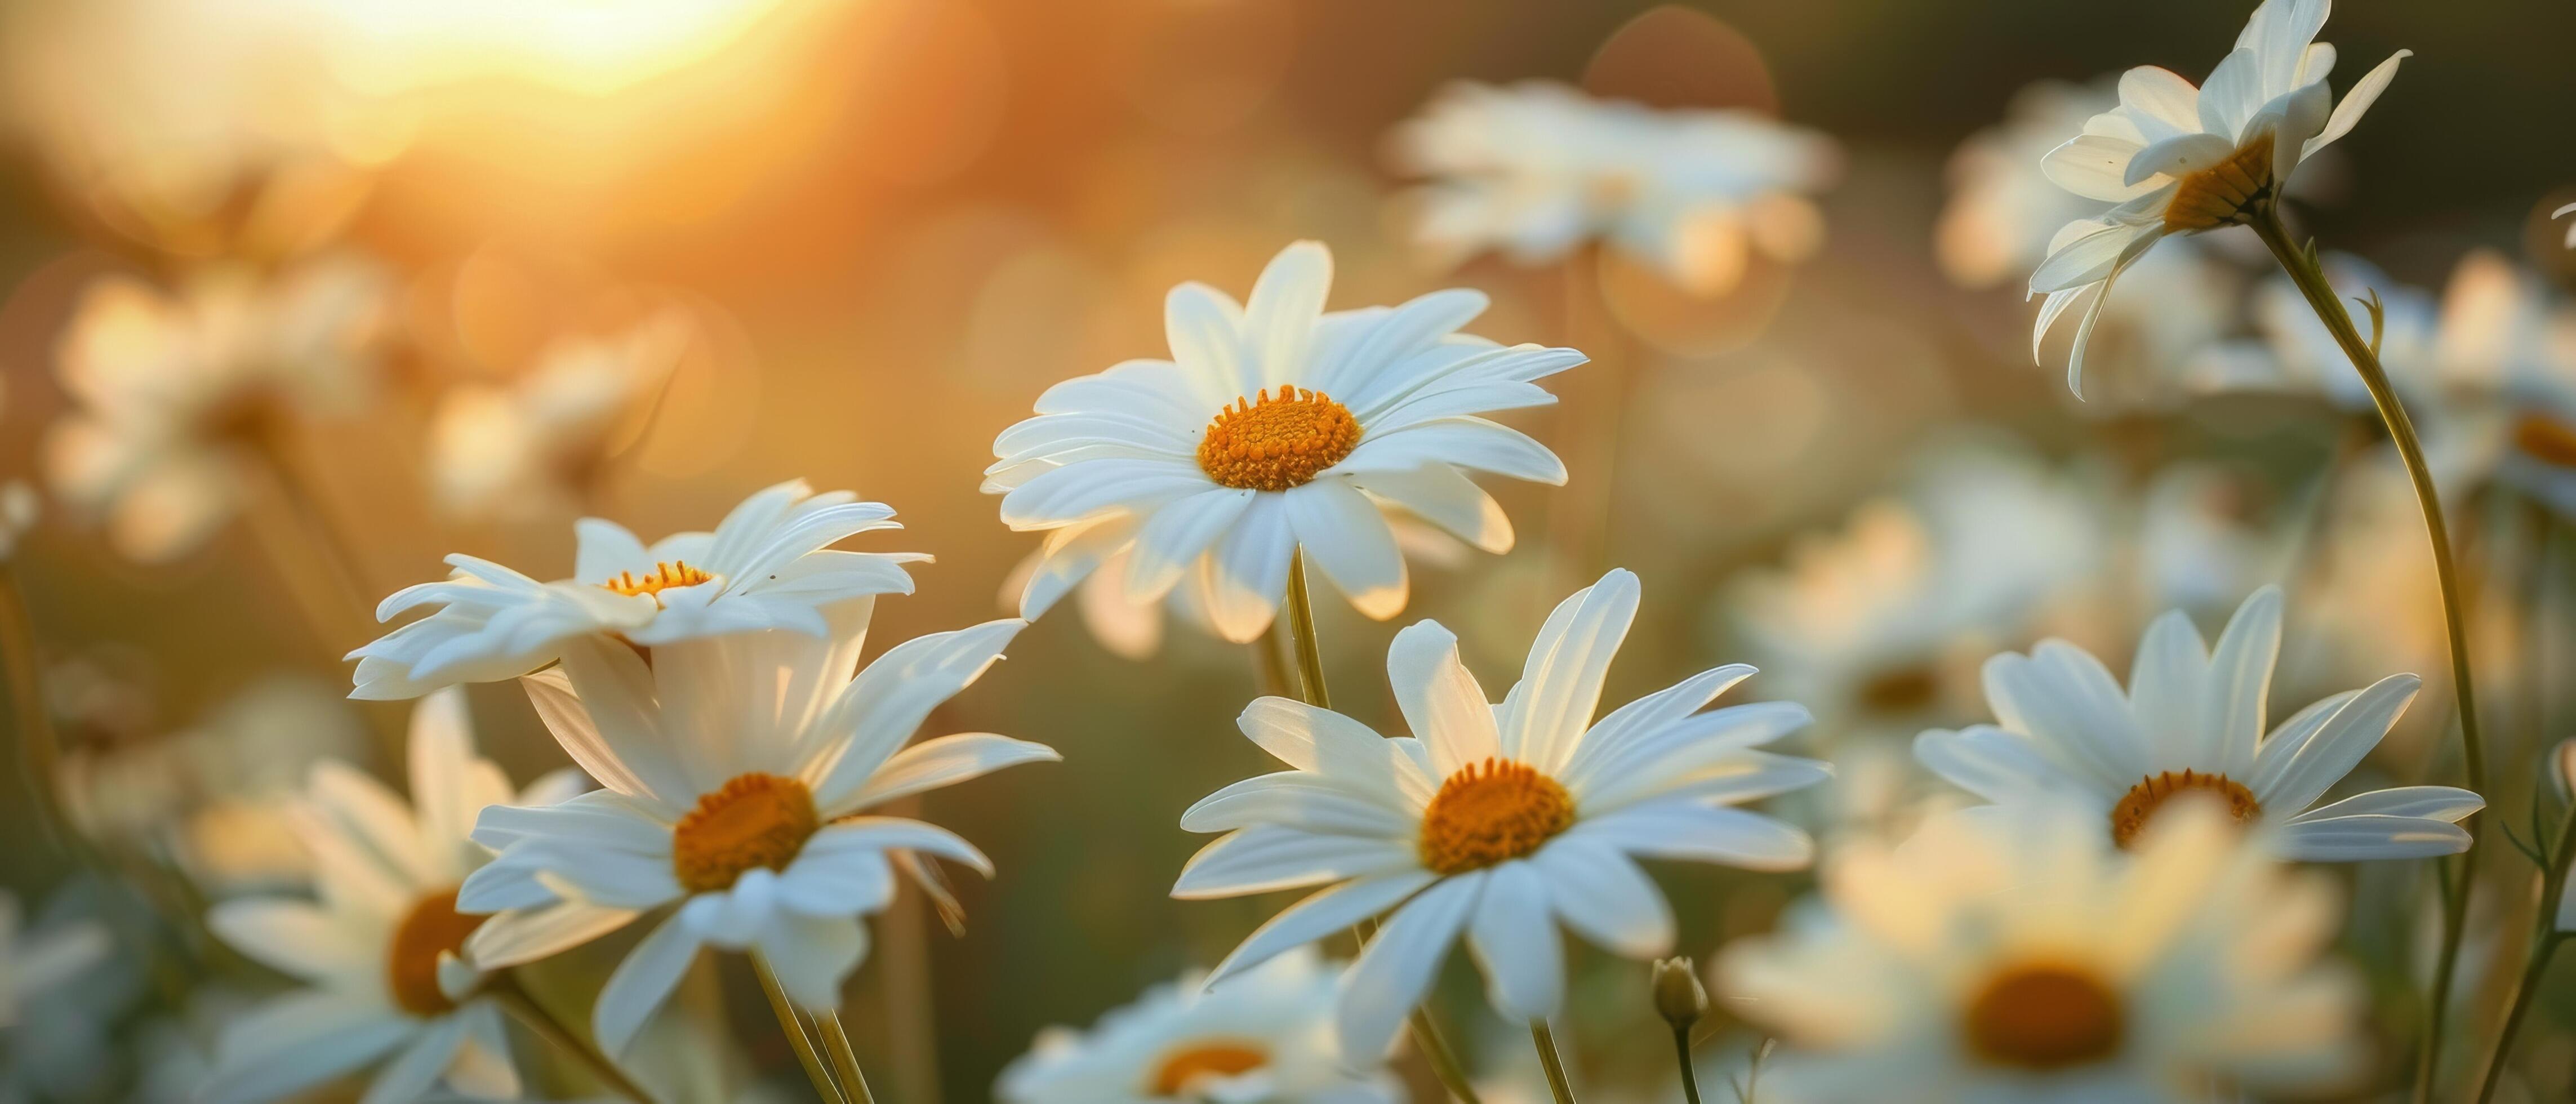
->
[1391, 81, 1839, 295]
[1176, 569, 1827, 1059]
[456, 613, 1056, 1054]
[198, 688, 582, 1104]
[987, 241, 1582, 644]
[995, 947, 1398, 1104]
[2030, 0, 2409, 395]
[426, 311, 690, 521]
[348, 479, 924, 699]
[41, 254, 392, 562]
[1914, 585, 2481, 860]
[1719, 803, 2363, 1103]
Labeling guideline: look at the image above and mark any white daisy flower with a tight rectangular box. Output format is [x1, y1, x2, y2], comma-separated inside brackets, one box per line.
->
[1938, 77, 2128, 290]
[348, 479, 926, 699]
[1176, 569, 1826, 1060]
[427, 311, 690, 521]
[1391, 81, 1839, 295]
[987, 241, 1582, 644]
[995, 947, 1398, 1104]
[1719, 803, 2364, 1103]
[198, 688, 581, 1104]
[2429, 250, 2576, 515]
[1914, 584, 2482, 861]
[41, 254, 392, 562]
[2030, 0, 2409, 395]
[456, 612, 1057, 1055]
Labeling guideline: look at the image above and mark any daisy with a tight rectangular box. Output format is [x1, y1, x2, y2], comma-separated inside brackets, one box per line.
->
[427, 312, 689, 521]
[197, 688, 583, 1104]
[2030, 0, 2409, 396]
[455, 612, 1057, 1055]
[2429, 250, 2576, 516]
[995, 947, 1398, 1104]
[1719, 803, 2363, 1103]
[348, 478, 925, 699]
[1937, 77, 2128, 290]
[1914, 585, 2482, 860]
[2190, 253, 2441, 413]
[987, 241, 1582, 644]
[1390, 81, 1839, 295]
[41, 254, 391, 562]
[1174, 569, 1827, 1060]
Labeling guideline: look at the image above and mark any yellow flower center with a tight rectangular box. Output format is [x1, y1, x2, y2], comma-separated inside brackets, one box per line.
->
[1964, 962, 2125, 1071]
[2162, 133, 2276, 233]
[1418, 758, 1576, 875]
[386, 888, 484, 1017]
[2512, 413, 2576, 469]
[1147, 1040, 1270, 1096]
[1195, 388, 1362, 492]
[671, 773, 820, 894]
[602, 560, 714, 600]
[2109, 769, 2261, 849]
[1855, 663, 1943, 714]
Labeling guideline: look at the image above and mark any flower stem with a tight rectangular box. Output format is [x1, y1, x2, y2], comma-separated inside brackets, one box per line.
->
[1670, 1025, 1702, 1104]
[1531, 1020, 1579, 1104]
[0, 569, 72, 849]
[816, 1010, 878, 1104]
[2472, 777, 2576, 1104]
[1287, 549, 1480, 1104]
[755, 954, 851, 1104]
[487, 971, 657, 1104]
[2248, 208, 2488, 1102]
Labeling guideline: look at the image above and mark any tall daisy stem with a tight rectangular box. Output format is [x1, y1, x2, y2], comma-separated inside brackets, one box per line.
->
[755, 954, 852, 1104]
[2472, 781, 2576, 1104]
[1531, 1020, 1580, 1104]
[1285, 549, 1482, 1104]
[816, 1010, 879, 1104]
[1670, 1024, 1702, 1104]
[2249, 208, 2488, 1102]
[487, 971, 657, 1104]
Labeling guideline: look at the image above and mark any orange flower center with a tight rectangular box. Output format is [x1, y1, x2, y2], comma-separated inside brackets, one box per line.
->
[1147, 1040, 1269, 1096]
[2109, 769, 2261, 849]
[1855, 663, 1943, 714]
[2512, 413, 2576, 469]
[1418, 758, 1576, 875]
[1196, 388, 1361, 492]
[386, 888, 484, 1017]
[671, 773, 820, 894]
[2163, 133, 2275, 233]
[1964, 962, 2125, 1071]
[602, 560, 714, 600]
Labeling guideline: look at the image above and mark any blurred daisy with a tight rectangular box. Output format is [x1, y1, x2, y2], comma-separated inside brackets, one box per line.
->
[995, 947, 1398, 1104]
[427, 312, 689, 521]
[0, 887, 127, 1104]
[457, 614, 1056, 1054]
[1719, 803, 2363, 1102]
[0, 891, 113, 1031]
[988, 241, 1581, 644]
[2430, 250, 2576, 515]
[348, 479, 924, 699]
[1391, 81, 1838, 295]
[198, 688, 580, 1104]
[42, 255, 391, 562]
[2127, 464, 2281, 620]
[1915, 585, 2481, 860]
[1176, 569, 1826, 1059]
[0, 482, 35, 562]
[2030, 0, 2409, 395]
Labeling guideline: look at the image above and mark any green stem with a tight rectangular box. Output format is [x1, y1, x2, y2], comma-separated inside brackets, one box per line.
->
[816, 1011, 878, 1104]
[1671, 1025, 1702, 1104]
[2249, 210, 2488, 1103]
[755, 954, 851, 1104]
[2472, 778, 2576, 1104]
[1531, 1020, 1578, 1104]
[487, 971, 657, 1104]
[1253, 616, 1296, 700]
[1286, 550, 1480, 1104]
[0, 569, 70, 849]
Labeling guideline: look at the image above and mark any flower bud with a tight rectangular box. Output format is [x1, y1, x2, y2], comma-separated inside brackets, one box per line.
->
[1652, 956, 1708, 1027]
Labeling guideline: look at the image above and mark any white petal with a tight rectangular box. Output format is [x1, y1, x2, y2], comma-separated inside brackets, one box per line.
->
[2117, 65, 2204, 140]
[2203, 585, 2284, 781]
[1123, 489, 1254, 604]
[1199, 494, 1293, 642]
[846, 733, 1060, 811]
[2274, 814, 2470, 861]
[1571, 803, 1813, 871]
[2249, 674, 2423, 812]
[1501, 569, 1639, 774]
[1346, 465, 1512, 554]
[1206, 871, 1438, 986]
[1466, 862, 1563, 1019]
[2043, 135, 2157, 201]
[2122, 132, 2236, 188]
[465, 901, 641, 970]
[1173, 826, 1417, 900]
[756, 912, 869, 1011]
[206, 899, 375, 983]
[357, 1012, 469, 1104]
[1914, 726, 2086, 805]
[1286, 481, 1408, 620]
[2288, 786, 2484, 823]
[810, 619, 1027, 810]
[2306, 51, 2410, 157]
[199, 993, 414, 1104]
[1336, 874, 1482, 1061]
[593, 913, 704, 1056]
[1243, 241, 1333, 389]
[1530, 837, 1671, 957]
[1386, 620, 1499, 777]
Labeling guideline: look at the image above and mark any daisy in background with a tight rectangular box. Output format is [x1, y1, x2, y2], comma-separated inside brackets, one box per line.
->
[198, 688, 584, 1104]
[995, 948, 1398, 1104]
[349, 478, 924, 698]
[428, 311, 691, 522]
[456, 610, 1056, 1055]
[1391, 81, 1839, 295]
[2030, 0, 2408, 395]
[42, 253, 392, 562]
[1915, 585, 2482, 860]
[1174, 569, 1827, 1061]
[2428, 250, 2576, 516]
[1, 888, 118, 1102]
[1719, 803, 2364, 1103]
[988, 241, 1582, 644]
